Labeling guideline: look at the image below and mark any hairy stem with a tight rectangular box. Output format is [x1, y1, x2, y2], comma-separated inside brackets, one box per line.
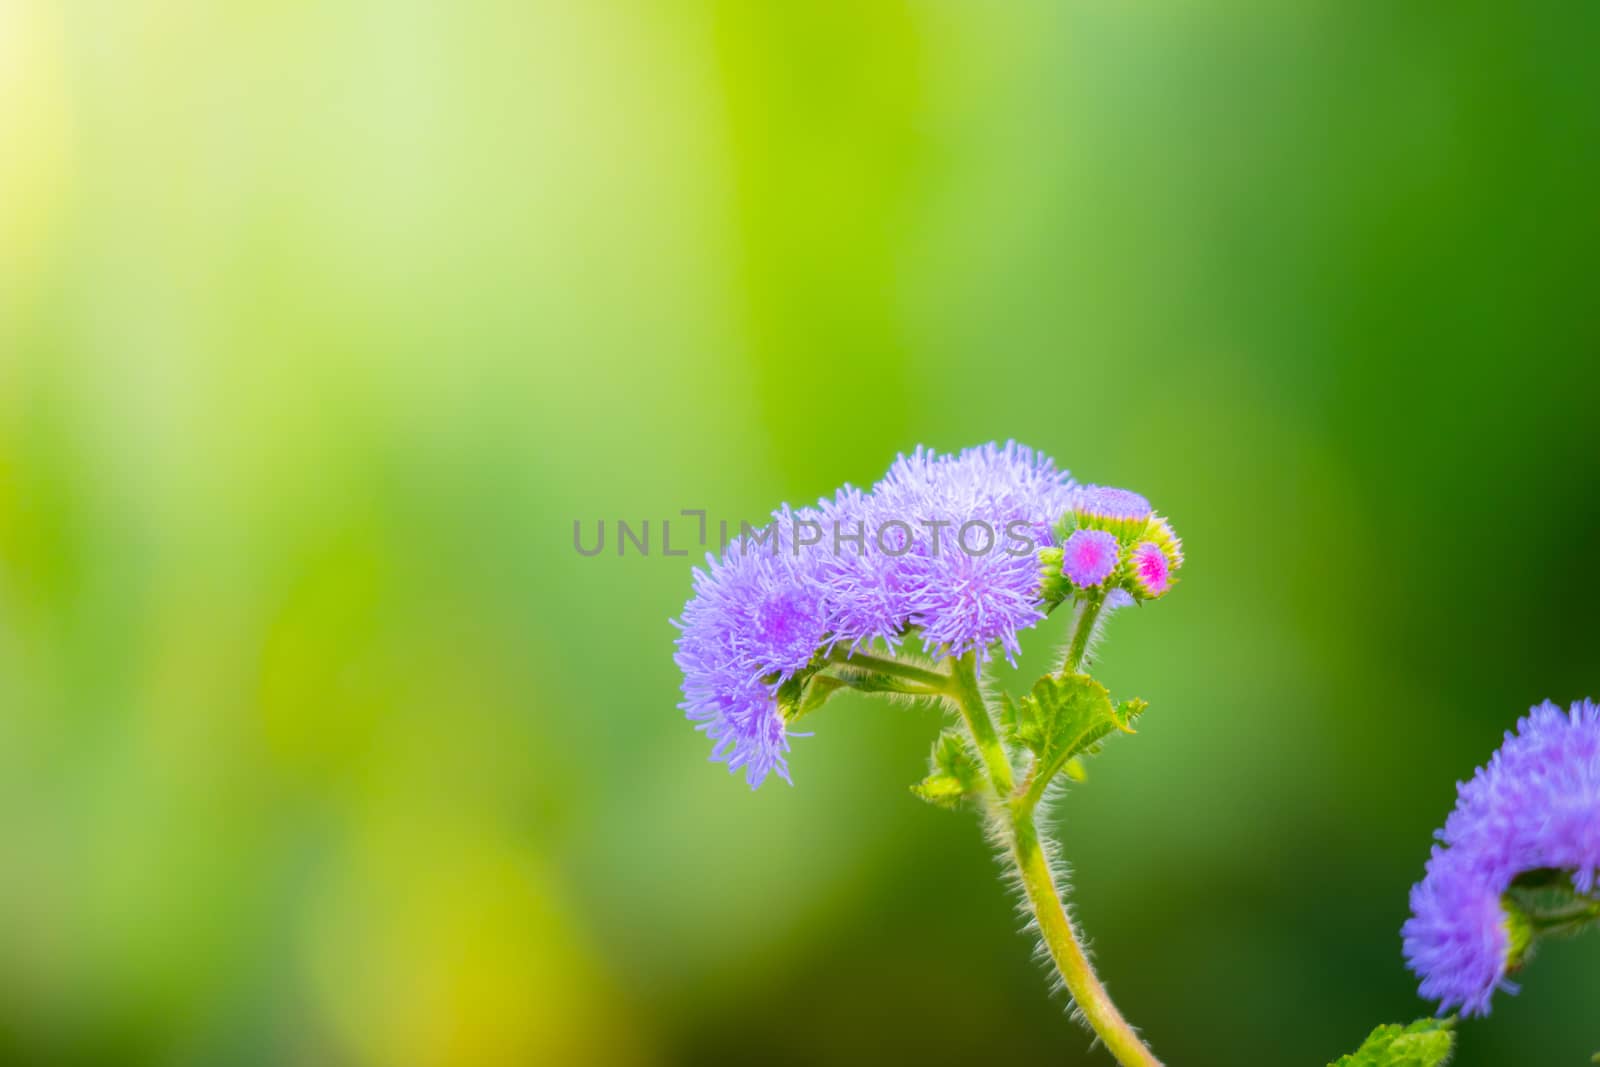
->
[826, 646, 950, 690]
[1064, 591, 1107, 674]
[945, 649, 1160, 1067]
[947, 651, 1014, 795]
[1007, 804, 1162, 1067]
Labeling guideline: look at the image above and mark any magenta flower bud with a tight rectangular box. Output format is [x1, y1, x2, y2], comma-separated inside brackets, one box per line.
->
[1129, 542, 1171, 598]
[1061, 529, 1119, 588]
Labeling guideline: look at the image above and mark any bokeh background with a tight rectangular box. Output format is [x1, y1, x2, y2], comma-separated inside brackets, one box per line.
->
[3, 3, 1598, 1065]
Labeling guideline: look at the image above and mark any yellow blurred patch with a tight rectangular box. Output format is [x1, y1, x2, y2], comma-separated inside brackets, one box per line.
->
[305, 819, 640, 1067]
[0, 1, 72, 295]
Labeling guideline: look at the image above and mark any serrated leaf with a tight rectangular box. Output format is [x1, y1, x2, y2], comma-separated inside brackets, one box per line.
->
[1116, 697, 1149, 727]
[1007, 674, 1145, 787]
[1329, 1018, 1455, 1067]
[911, 731, 984, 810]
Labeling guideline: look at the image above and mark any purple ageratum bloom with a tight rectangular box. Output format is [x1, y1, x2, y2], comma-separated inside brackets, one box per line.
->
[949, 440, 1079, 547]
[1402, 699, 1600, 1015]
[1439, 699, 1600, 891]
[811, 484, 914, 652]
[674, 442, 1084, 783]
[672, 522, 830, 788]
[1062, 529, 1119, 587]
[1404, 847, 1515, 1018]
[868, 442, 1074, 662]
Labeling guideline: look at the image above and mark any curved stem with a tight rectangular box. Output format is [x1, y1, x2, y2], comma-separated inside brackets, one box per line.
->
[1008, 804, 1162, 1067]
[945, 650, 1160, 1067]
[826, 646, 950, 690]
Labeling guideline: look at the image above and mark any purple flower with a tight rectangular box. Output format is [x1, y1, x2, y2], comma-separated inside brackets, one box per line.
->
[1404, 847, 1515, 1018]
[1440, 699, 1600, 892]
[673, 442, 1173, 785]
[1062, 529, 1119, 588]
[1402, 699, 1600, 1015]
[672, 522, 829, 788]
[868, 442, 1074, 662]
[812, 484, 914, 652]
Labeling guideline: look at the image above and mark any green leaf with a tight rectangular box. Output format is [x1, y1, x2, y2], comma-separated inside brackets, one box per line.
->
[1006, 673, 1145, 786]
[911, 730, 984, 810]
[1329, 1017, 1455, 1067]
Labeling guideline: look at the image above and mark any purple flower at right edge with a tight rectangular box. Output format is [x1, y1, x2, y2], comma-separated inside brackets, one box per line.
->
[1402, 698, 1600, 1016]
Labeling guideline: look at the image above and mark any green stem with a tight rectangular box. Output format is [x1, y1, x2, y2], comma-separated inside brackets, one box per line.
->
[947, 651, 1014, 795]
[1064, 592, 1107, 674]
[945, 650, 1159, 1067]
[826, 646, 950, 691]
[1008, 804, 1162, 1067]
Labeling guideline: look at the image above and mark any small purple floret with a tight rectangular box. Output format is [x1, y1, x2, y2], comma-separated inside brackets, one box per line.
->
[1072, 485, 1153, 523]
[1062, 529, 1119, 587]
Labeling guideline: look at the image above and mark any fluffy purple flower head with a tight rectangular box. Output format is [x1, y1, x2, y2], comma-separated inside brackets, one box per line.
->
[1402, 698, 1600, 1015]
[1062, 529, 1119, 588]
[811, 484, 914, 652]
[1439, 698, 1600, 892]
[867, 442, 1074, 662]
[1404, 847, 1515, 1018]
[672, 522, 829, 787]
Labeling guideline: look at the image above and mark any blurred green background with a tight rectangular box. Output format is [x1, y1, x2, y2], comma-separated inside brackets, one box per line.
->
[3, 3, 1598, 1065]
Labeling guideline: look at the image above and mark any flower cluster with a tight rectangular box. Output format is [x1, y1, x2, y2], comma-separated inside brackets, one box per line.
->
[1040, 486, 1184, 609]
[1402, 698, 1600, 1016]
[673, 442, 1183, 787]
